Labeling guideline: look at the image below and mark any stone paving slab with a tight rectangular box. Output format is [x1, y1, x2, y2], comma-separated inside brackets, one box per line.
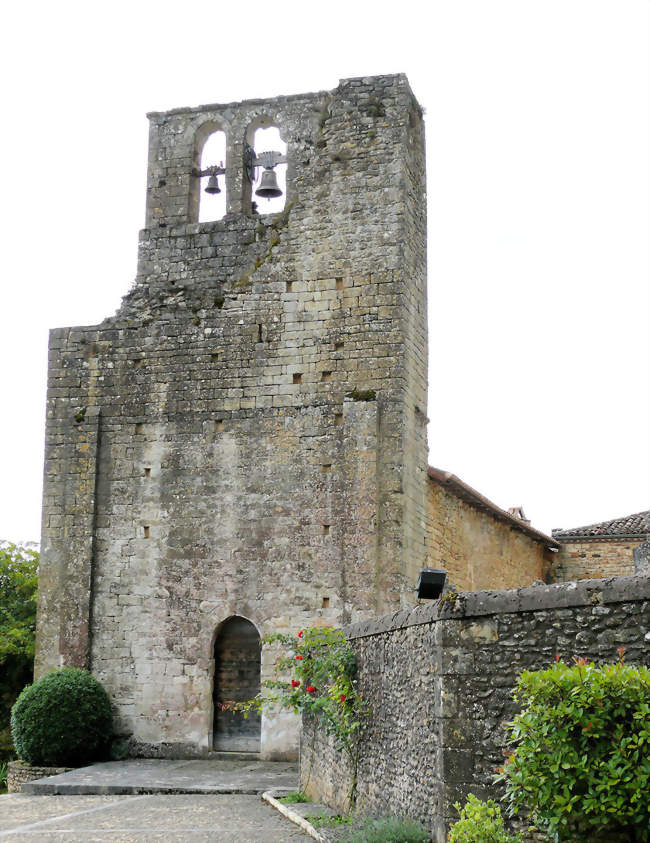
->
[0, 793, 309, 841]
[21, 759, 299, 795]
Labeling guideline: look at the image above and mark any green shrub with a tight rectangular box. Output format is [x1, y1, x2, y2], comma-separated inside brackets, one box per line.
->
[11, 668, 112, 767]
[448, 794, 521, 842]
[343, 816, 430, 843]
[498, 655, 650, 842]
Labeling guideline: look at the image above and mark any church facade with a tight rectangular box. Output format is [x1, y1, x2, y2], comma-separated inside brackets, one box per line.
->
[35, 75, 596, 761]
[35, 75, 430, 759]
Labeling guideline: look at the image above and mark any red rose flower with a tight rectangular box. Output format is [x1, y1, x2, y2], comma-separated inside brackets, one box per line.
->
[555, 654, 561, 662]
[296, 655, 303, 660]
[340, 695, 346, 702]
[306, 685, 316, 693]
[291, 679, 300, 688]
[298, 631, 304, 638]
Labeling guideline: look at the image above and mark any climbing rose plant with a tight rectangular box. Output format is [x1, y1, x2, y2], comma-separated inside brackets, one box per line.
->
[497, 651, 650, 842]
[237, 626, 367, 804]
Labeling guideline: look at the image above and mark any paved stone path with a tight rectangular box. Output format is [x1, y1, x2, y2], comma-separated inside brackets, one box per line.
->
[0, 793, 310, 841]
[22, 759, 299, 795]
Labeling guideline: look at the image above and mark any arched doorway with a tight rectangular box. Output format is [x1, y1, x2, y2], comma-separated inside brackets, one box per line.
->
[212, 616, 261, 752]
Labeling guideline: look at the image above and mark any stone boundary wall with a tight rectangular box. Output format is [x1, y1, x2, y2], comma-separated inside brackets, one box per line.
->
[7, 760, 73, 793]
[300, 575, 650, 842]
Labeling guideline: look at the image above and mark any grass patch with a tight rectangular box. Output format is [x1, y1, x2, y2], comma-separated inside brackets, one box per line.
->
[278, 790, 310, 804]
[306, 813, 354, 829]
[342, 816, 430, 842]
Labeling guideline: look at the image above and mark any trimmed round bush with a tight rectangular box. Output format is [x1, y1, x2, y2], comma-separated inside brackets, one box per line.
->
[10, 668, 112, 767]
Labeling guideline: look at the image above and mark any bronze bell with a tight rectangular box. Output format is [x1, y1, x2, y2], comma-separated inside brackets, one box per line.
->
[255, 168, 282, 199]
[205, 174, 221, 195]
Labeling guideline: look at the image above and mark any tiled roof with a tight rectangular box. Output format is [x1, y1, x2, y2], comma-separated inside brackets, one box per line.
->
[427, 466, 559, 549]
[552, 511, 650, 539]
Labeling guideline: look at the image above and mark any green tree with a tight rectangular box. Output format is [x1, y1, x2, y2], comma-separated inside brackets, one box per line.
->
[0, 542, 39, 762]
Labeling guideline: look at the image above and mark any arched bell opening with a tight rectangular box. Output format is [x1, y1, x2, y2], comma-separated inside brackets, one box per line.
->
[190, 122, 227, 223]
[247, 122, 287, 215]
[212, 616, 261, 752]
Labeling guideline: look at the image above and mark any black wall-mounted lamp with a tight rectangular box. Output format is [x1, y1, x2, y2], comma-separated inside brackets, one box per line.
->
[417, 568, 446, 600]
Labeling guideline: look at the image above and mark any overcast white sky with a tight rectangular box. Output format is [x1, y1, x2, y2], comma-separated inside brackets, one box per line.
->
[0, 0, 647, 544]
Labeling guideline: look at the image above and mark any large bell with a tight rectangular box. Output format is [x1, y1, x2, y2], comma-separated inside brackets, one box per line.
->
[205, 173, 221, 195]
[255, 168, 282, 199]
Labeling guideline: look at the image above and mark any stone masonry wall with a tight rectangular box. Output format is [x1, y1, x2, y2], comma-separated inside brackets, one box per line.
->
[7, 761, 73, 793]
[34, 75, 428, 760]
[301, 575, 650, 842]
[426, 480, 550, 591]
[553, 538, 640, 582]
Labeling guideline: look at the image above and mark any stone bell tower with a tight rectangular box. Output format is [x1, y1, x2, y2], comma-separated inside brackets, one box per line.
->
[34, 74, 428, 759]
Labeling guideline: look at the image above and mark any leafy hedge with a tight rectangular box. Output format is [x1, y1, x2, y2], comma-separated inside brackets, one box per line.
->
[11, 668, 112, 767]
[499, 655, 650, 842]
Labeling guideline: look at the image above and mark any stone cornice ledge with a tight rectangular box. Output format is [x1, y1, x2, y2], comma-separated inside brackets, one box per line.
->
[346, 575, 650, 640]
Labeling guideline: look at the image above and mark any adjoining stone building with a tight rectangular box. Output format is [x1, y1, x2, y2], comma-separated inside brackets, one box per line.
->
[426, 467, 558, 591]
[552, 510, 650, 581]
[34, 74, 609, 762]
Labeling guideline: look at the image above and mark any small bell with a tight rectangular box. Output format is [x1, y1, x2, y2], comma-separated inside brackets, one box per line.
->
[205, 173, 221, 195]
[255, 168, 282, 199]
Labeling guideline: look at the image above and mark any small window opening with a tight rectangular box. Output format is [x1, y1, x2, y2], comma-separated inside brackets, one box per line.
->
[135, 423, 144, 434]
[322, 597, 330, 608]
[323, 524, 330, 536]
[335, 278, 344, 291]
[133, 358, 144, 369]
[286, 281, 293, 292]
[251, 126, 287, 215]
[293, 373, 302, 384]
[334, 342, 344, 351]
[144, 468, 151, 477]
[199, 130, 227, 223]
[321, 371, 332, 382]
[143, 526, 150, 539]
[334, 413, 343, 426]
[258, 324, 263, 343]
[215, 420, 224, 432]
[322, 464, 332, 472]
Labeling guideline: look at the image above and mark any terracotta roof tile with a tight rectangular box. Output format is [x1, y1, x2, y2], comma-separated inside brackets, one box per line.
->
[552, 511, 650, 539]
